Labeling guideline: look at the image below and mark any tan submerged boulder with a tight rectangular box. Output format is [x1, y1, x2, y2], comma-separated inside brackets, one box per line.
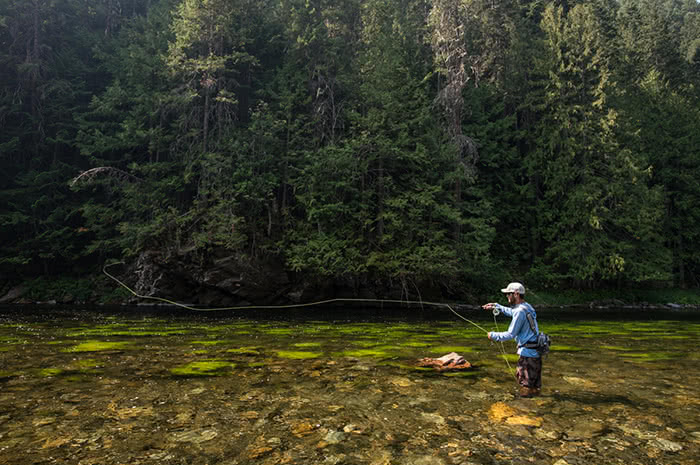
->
[416, 352, 473, 371]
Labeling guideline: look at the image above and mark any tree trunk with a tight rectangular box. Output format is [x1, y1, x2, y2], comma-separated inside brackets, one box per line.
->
[453, 177, 461, 240]
[677, 234, 685, 288]
[377, 158, 384, 241]
[29, 0, 42, 155]
[203, 88, 210, 152]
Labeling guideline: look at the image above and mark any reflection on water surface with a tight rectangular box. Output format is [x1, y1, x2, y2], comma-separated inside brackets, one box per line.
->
[1, 306, 699, 464]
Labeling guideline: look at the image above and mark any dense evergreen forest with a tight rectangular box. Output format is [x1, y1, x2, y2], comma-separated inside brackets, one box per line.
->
[1, 0, 700, 303]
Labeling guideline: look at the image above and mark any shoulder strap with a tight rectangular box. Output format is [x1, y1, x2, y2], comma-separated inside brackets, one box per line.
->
[523, 308, 538, 334]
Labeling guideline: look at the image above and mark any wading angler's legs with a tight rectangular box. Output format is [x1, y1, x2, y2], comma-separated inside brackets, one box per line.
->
[516, 356, 542, 397]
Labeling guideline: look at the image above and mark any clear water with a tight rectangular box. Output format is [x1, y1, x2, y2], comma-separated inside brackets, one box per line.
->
[1, 306, 699, 465]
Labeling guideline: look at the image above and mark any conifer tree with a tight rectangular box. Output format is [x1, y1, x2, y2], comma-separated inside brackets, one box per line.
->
[620, 70, 700, 286]
[527, 3, 668, 286]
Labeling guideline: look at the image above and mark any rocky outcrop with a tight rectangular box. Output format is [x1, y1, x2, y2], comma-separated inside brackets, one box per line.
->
[128, 249, 292, 306]
[112, 248, 455, 307]
[0, 285, 26, 303]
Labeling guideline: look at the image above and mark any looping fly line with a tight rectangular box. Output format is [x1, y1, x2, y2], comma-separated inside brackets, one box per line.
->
[103, 263, 490, 332]
[103, 262, 515, 377]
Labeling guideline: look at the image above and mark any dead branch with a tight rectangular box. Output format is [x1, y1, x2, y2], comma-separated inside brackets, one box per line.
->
[70, 167, 142, 186]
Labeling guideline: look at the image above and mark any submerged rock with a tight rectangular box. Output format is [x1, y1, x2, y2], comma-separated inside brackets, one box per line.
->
[649, 438, 683, 452]
[488, 402, 518, 423]
[290, 421, 317, 437]
[323, 431, 347, 444]
[505, 415, 543, 427]
[421, 413, 446, 426]
[416, 352, 472, 371]
[368, 450, 393, 465]
[322, 454, 346, 464]
[401, 455, 445, 465]
[488, 402, 543, 428]
[171, 429, 218, 443]
[389, 377, 414, 387]
[563, 376, 597, 389]
[566, 420, 608, 439]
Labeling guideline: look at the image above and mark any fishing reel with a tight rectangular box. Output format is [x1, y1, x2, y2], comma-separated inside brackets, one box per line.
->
[492, 308, 500, 316]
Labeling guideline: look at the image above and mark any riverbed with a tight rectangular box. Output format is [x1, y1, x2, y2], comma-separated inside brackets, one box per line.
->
[1, 306, 699, 465]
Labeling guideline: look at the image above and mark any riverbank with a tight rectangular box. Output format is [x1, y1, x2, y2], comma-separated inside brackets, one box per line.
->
[522, 288, 700, 309]
[2, 274, 700, 311]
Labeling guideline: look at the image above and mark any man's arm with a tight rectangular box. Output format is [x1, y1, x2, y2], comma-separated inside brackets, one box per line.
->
[489, 309, 526, 342]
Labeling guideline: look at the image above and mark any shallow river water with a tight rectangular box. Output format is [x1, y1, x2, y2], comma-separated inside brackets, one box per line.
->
[1, 305, 699, 465]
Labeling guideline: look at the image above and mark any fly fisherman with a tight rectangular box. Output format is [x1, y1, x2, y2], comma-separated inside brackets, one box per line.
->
[482, 282, 542, 398]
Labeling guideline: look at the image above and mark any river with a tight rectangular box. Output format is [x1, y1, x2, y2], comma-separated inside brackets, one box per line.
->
[1, 305, 698, 464]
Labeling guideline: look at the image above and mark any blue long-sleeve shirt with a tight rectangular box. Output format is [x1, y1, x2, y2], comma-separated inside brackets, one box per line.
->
[490, 302, 540, 358]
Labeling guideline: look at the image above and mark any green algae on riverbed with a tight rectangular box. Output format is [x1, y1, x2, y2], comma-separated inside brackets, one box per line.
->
[226, 346, 262, 355]
[1, 309, 700, 465]
[618, 351, 680, 362]
[428, 345, 475, 354]
[64, 340, 132, 352]
[600, 345, 634, 351]
[170, 360, 236, 376]
[293, 342, 322, 348]
[38, 368, 64, 377]
[550, 344, 586, 352]
[340, 348, 392, 358]
[275, 350, 322, 359]
[191, 339, 237, 346]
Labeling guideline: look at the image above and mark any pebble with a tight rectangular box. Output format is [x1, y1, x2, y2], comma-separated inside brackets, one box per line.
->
[389, 377, 413, 387]
[324, 454, 346, 464]
[617, 424, 655, 440]
[535, 429, 559, 441]
[343, 424, 359, 433]
[351, 364, 371, 371]
[421, 412, 446, 425]
[563, 376, 597, 388]
[323, 431, 346, 444]
[648, 438, 683, 452]
[408, 396, 432, 406]
[246, 446, 274, 459]
[291, 421, 316, 437]
[369, 450, 392, 465]
[33, 417, 57, 427]
[171, 429, 218, 443]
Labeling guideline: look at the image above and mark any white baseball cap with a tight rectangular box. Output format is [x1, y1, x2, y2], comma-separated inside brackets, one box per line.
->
[501, 282, 526, 295]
